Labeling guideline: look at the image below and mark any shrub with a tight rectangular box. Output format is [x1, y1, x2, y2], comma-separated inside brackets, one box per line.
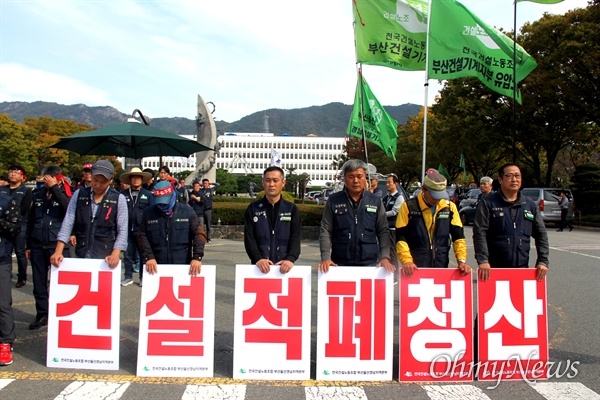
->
[212, 202, 325, 226]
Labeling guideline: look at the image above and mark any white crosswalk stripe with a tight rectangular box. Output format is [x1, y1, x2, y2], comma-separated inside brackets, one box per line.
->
[424, 384, 491, 400]
[0, 379, 599, 399]
[529, 382, 600, 400]
[305, 386, 367, 399]
[0, 379, 14, 390]
[182, 384, 246, 400]
[55, 381, 131, 400]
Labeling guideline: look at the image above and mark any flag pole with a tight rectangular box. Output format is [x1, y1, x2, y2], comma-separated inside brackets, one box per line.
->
[421, 0, 434, 183]
[512, 0, 518, 163]
[357, 67, 371, 171]
[352, 11, 370, 178]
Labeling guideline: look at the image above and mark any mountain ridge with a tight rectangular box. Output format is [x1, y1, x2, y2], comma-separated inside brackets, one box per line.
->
[0, 100, 421, 138]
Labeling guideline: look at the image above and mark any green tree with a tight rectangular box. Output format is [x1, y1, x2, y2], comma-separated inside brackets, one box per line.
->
[215, 168, 238, 194]
[430, 79, 510, 183]
[516, 3, 599, 186]
[0, 114, 35, 175]
[23, 116, 94, 177]
[236, 173, 262, 196]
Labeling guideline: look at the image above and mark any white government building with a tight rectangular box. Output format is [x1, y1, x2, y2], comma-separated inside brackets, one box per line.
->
[140, 132, 346, 187]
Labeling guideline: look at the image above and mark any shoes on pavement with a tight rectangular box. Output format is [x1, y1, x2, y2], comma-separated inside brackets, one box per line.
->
[0, 343, 13, 366]
[556, 229, 563, 232]
[133, 267, 140, 273]
[138, 278, 143, 287]
[121, 278, 134, 287]
[569, 227, 574, 232]
[29, 316, 48, 330]
[15, 280, 26, 288]
[207, 239, 211, 243]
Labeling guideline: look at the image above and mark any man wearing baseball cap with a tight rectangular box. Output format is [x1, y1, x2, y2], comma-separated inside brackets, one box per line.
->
[0, 165, 32, 288]
[395, 170, 471, 278]
[50, 160, 128, 269]
[137, 180, 205, 282]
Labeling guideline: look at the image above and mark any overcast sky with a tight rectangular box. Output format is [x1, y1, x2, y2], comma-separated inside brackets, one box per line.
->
[0, 0, 589, 123]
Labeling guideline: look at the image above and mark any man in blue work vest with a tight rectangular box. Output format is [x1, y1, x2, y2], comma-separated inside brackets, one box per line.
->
[244, 166, 301, 273]
[318, 159, 395, 274]
[50, 160, 128, 269]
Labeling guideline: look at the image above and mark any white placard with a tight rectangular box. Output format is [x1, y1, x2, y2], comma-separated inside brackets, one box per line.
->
[316, 266, 394, 381]
[47, 258, 121, 370]
[233, 264, 312, 380]
[136, 264, 216, 377]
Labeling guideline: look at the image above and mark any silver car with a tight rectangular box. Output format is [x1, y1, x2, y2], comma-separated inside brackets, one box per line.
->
[520, 188, 574, 225]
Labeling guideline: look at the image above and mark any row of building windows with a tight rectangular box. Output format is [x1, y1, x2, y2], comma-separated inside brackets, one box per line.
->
[221, 141, 343, 151]
[219, 151, 336, 160]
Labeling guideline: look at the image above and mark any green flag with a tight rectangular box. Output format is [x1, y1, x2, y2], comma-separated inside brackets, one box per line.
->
[459, 153, 467, 180]
[347, 74, 398, 160]
[516, 0, 564, 3]
[428, 0, 537, 103]
[354, 0, 429, 71]
[438, 163, 452, 182]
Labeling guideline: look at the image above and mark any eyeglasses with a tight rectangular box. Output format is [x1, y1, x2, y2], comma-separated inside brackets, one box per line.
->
[503, 173, 522, 180]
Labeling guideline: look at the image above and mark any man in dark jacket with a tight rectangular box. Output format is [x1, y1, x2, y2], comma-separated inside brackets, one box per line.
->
[138, 180, 205, 278]
[199, 179, 216, 243]
[0, 192, 21, 365]
[318, 159, 394, 273]
[473, 163, 549, 282]
[0, 165, 32, 288]
[119, 168, 154, 287]
[25, 166, 71, 329]
[244, 166, 301, 273]
[189, 180, 204, 224]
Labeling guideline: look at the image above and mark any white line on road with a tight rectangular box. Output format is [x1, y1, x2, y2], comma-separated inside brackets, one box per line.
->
[55, 381, 130, 400]
[305, 386, 367, 399]
[529, 382, 600, 399]
[182, 384, 247, 400]
[549, 246, 600, 260]
[424, 384, 492, 400]
[0, 379, 14, 390]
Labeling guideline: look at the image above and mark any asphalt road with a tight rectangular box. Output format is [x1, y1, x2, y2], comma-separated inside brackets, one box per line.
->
[0, 227, 598, 399]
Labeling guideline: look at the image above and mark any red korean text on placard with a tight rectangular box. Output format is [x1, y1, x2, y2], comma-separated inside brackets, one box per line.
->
[400, 271, 473, 382]
[146, 276, 205, 356]
[478, 270, 548, 381]
[242, 277, 303, 359]
[325, 278, 387, 360]
[56, 270, 112, 350]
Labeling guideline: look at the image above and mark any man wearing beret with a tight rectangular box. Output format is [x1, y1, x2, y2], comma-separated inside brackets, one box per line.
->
[395, 170, 471, 278]
[50, 160, 128, 269]
[138, 180, 205, 280]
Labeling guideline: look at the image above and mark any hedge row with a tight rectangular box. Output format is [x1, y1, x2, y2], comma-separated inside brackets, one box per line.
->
[212, 202, 325, 227]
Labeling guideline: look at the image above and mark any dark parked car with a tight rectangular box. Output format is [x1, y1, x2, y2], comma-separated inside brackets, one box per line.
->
[459, 189, 481, 210]
[459, 203, 477, 226]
